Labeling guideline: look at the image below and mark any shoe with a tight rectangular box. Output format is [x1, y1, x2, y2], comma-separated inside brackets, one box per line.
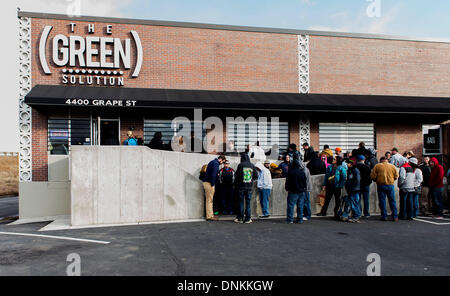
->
[244, 219, 253, 224]
[303, 217, 308, 221]
[285, 221, 294, 224]
[393, 218, 399, 222]
[316, 213, 325, 216]
[234, 218, 243, 223]
[207, 216, 219, 221]
[259, 215, 270, 219]
[363, 215, 370, 219]
[380, 217, 388, 221]
[349, 218, 360, 223]
[340, 216, 349, 222]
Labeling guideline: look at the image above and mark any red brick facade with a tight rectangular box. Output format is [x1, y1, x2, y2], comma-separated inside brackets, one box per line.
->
[26, 16, 449, 181]
[309, 36, 450, 97]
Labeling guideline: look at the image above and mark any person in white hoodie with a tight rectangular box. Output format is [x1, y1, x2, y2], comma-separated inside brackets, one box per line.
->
[409, 157, 423, 218]
[248, 141, 267, 162]
[256, 160, 273, 218]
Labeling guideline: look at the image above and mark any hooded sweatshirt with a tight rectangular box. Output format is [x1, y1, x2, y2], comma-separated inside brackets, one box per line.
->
[235, 153, 258, 190]
[429, 157, 444, 189]
[285, 160, 312, 193]
[398, 162, 416, 192]
[306, 152, 326, 175]
[255, 163, 273, 190]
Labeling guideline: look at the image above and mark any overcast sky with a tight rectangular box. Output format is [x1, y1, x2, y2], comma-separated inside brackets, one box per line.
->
[0, 0, 449, 152]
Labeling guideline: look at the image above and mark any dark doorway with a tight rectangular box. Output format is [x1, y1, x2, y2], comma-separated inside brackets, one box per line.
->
[100, 120, 120, 145]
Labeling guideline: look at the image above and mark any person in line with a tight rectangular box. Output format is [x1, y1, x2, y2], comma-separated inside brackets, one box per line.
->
[385, 151, 392, 162]
[419, 156, 432, 215]
[202, 155, 227, 221]
[389, 147, 407, 168]
[306, 151, 326, 176]
[371, 156, 399, 221]
[355, 142, 370, 159]
[218, 160, 235, 215]
[302, 142, 315, 163]
[279, 155, 291, 178]
[398, 157, 417, 220]
[269, 163, 283, 179]
[256, 160, 273, 218]
[336, 147, 345, 158]
[320, 145, 334, 158]
[123, 130, 138, 146]
[285, 158, 312, 224]
[406, 151, 415, 159]
[283, 144, 301, 161]
[366, 148, 379, 169]
[321, 155, 332, 170]
[234, 153, 258, 224]
[340, 159, 361, 223]
[148, 131, 165, 150]
[447, 168, 450, 214]
[429, 157, 445, 219]
[356, 155, 372, 218]
[409, 158, 423, 219]
[318, 156, 347, 219]
[248, 141, 266, 162]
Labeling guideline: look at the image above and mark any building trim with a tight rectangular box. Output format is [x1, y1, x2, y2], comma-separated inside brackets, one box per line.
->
[18, 16, 32, 182]
[17, 11, 450, 44]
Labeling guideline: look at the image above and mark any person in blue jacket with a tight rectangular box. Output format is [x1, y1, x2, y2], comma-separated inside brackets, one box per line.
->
[202, 155, 227, 221]
[318, 156, 347, 219]
[123, 130, 138, 146]
[340, 159, 361, 223]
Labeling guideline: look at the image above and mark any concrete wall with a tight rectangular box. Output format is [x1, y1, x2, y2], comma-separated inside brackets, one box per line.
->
[71, 146, 406, 227]
[19, 181, 70, 219]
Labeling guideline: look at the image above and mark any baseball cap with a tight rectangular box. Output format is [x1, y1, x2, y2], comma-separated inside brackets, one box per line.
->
[357, 155, 366, 161]
[264, 159, 271, 164]
[335, 147, 342, 152]
[409, 157, 418, 165]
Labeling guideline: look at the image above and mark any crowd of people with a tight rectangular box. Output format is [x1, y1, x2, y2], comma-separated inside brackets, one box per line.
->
[200, 141, 449, 224]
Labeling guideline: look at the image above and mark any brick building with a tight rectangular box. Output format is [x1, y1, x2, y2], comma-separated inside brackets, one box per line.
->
[18, 11, 450, 191]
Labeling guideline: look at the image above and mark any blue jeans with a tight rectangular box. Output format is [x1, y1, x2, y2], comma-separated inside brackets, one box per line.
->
[377, 184, 398, 219]
[238, 189, 253, 221]
[304, 192, 311, 219]
[342, 193, 361, 219]
[258, 188, 271, 216]
[286, 192, 306, 223]
[399, 191, 414, 219]
[359, 185, 371, 217]
[431, 187, 444, 216]
[412, 192, 419, 218]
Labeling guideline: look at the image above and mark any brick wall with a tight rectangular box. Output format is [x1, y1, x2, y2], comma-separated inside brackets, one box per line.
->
[31, 109, 48, 181]
[31, 18, 299, 93]
[376, 122, 423, 161]
[309, 36, 450, 97]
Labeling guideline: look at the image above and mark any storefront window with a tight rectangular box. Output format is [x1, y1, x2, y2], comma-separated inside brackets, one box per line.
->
[48, 118, 91, 155]
[423, 124, 442, 155]
[319, 123, 375, 152]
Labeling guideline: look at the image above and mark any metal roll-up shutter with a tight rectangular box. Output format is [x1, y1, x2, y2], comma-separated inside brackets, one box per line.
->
[144, 120, 177, 145]
[226, 121, 289, 153]
[319, 123, 375, 152]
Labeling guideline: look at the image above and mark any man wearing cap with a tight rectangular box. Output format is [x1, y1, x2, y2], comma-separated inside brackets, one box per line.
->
[256, 160, 273, 218]
[335, 147, 344, 158]
[356, 155, 372, 218]
[389, 147, 407, 168]
[371, 157, 399, 221]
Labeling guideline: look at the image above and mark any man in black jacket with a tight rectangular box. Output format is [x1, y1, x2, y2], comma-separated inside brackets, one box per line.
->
[306, 152, 326, 175]
[302, 142, 315, 163]
[341, 159, 361, 223]
[234, 153, 258, 224]
[356, 155, 372, 218]
[365, 148, 379, 169]
[285, 159, 312, 224]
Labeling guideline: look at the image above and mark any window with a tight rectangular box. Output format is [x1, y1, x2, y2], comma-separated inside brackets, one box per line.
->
[226, 120, 289, 153]
[48, 118, 91, 155]
[423, 125, 442, 155]
[319, 123, 375, 152]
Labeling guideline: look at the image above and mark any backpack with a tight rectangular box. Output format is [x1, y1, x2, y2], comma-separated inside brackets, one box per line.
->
[199, 164, 208, 181]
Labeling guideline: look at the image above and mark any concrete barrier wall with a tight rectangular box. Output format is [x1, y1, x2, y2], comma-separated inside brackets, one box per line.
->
[71, 146, 446, 226]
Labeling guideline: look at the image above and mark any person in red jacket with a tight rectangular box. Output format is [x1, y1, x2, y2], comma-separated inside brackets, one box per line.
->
[429, 157, 445, 219]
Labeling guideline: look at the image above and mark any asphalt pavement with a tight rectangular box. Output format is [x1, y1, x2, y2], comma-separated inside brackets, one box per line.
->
[0, 214, 449, 276]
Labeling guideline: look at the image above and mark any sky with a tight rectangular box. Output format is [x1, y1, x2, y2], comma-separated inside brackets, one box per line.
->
[0, 0, 449, 152]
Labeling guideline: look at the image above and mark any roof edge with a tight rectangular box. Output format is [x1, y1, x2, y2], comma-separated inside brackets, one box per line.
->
[17, 11, 450, 44]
